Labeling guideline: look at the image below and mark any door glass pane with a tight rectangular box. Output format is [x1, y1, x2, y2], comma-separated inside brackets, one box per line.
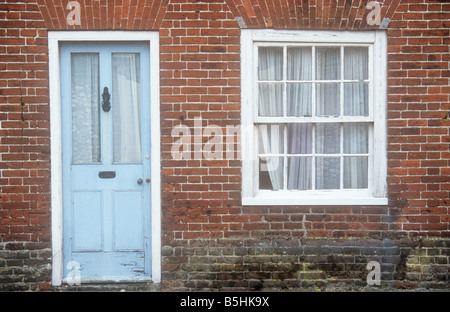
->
[71, 53, 100, 164]
[112, 53, 142, 164]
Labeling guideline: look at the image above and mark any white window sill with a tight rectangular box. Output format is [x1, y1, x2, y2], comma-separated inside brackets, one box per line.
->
[243, 191, 388, 206]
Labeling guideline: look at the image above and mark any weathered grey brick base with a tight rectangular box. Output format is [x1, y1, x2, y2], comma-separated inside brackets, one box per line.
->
[0, 238, 448, 291]
[0, 242, 51, 291]
[161, 237, 449, 291]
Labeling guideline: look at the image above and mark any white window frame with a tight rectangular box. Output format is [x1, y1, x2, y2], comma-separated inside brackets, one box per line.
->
[48, 31, 161, 286]
[241, 29, 387, 206]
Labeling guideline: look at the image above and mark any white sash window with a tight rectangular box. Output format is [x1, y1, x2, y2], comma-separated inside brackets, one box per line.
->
[241, 30, 388, 206]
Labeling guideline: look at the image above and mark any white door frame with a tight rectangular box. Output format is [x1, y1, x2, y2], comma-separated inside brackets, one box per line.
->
[48, 31, 161, 286]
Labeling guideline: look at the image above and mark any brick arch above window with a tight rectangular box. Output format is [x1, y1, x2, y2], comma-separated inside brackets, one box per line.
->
[36, 0, 170, 30]
[35, 0, 401, 32]
[224, 0, 401, 30]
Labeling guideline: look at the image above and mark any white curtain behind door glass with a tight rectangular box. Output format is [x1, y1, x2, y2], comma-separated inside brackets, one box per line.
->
[71, 53, 100, 164]
[112, 53, 142, 164]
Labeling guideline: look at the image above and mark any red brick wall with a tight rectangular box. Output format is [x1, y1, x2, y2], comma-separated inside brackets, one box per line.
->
[0, 0, 449, 291]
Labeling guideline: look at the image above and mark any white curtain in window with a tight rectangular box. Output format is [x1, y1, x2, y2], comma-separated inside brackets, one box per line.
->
[259, 124, 283, 190]
[287, 124, 312, 190]
[316, 47, 340, 117]
[344, 123, 368, 188]
[258, 47, 283, 117]
[71, 53, 100, 164]
[258, 47, 284, 190]
[112, 53, 142, 164]
[287, 47, 312, 117]
[343, 47, 369, 189]
[315, 123, 340, 189]
[344, 47, 368, 116]
[258, 46, 369, 190]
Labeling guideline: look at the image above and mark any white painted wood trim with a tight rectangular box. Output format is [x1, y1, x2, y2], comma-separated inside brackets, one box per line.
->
[149, 34, 161, 284]
[241, 29, 255, 199]
[372, 31, 388, 198]
[249, 29, 376, 43]
[48, 35, 63, 287]
[48, 31, 161, 286]
[243, 196, 388, 206]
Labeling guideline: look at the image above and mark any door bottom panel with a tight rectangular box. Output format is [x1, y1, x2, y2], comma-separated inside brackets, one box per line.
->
[68, 251, 151, 282]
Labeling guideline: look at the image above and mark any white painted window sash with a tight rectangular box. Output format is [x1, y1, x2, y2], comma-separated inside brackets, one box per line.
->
[241, 29, 388, 206]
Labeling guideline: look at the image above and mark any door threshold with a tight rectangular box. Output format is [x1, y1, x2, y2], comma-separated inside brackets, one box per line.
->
[55, 281, 161, 292]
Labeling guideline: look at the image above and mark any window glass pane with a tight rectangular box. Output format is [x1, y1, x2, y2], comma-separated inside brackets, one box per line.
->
[344, 82, 368, 116]
[344, 47, 368, 80]
[343, 123, 368, 154]
[112, 53, 142, 164]
[287, 123, 312, 154]
[258, 83, 283, 117]
[287, 83, 312, 117]
[287, 47, 312, 80]
[315, 157, 340, 190]
[259, 157, 284, 190]
[288, 157, 312, 190]
[71, 53, 100, 164]
[258, 124, 284, 155]
[316, 83, 340, 116]
[344, 156, 368, 189]
[316, 47, 340, 80]
[258, 47, 283, 81]
[316, 123, 340, 154]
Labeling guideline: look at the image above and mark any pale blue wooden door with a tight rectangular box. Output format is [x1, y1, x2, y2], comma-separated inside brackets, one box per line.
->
[60, 42, 151, 282]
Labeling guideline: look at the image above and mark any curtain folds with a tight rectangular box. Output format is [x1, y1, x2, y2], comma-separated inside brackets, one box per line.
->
[71, 53, 100, 164]
[112, 53, 142, 164]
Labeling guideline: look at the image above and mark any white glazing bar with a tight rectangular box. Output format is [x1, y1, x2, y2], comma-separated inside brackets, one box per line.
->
[311, 123, 316, 191]
[340, 123, 344, 189]
[255, 117, 374, 123]
[311, 45, 316, 118]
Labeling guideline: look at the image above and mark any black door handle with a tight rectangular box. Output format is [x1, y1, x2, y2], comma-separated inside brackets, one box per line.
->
[102, 86, 111, 112]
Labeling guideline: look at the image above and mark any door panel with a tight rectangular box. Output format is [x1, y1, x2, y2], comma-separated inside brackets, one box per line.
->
[61, 42, 151, 282]
[72, 191, 102, 251]
[114, 191, 143, 251]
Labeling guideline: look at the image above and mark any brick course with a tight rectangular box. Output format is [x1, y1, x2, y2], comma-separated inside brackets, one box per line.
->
[0, 0, 449, 291]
